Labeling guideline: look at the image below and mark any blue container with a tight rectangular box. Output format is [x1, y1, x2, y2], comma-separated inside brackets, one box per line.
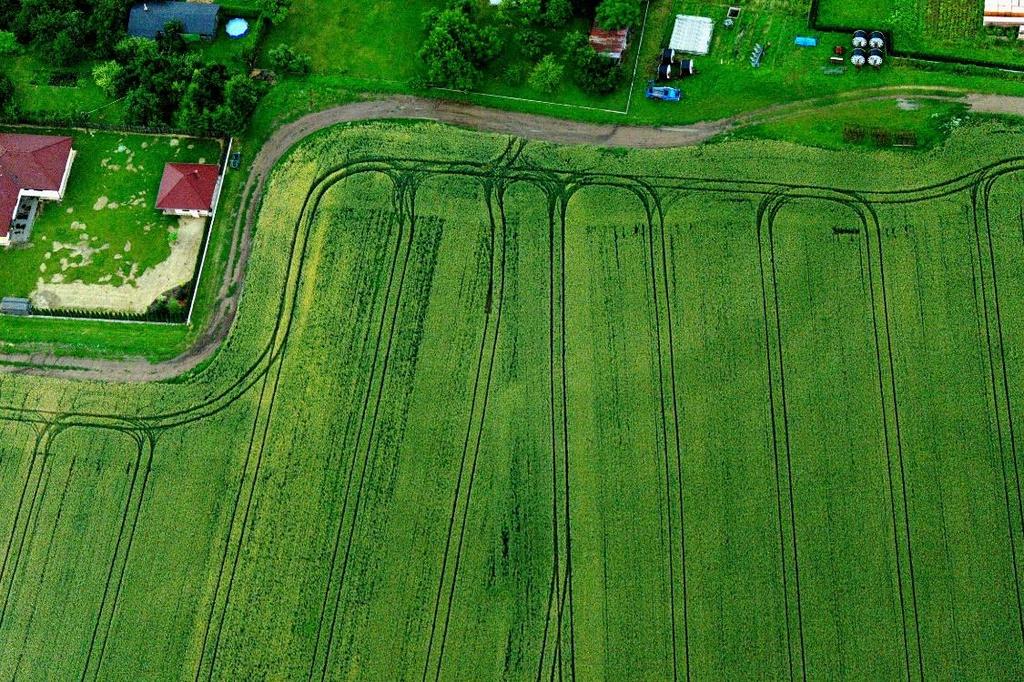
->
[794, 36, 818, 47]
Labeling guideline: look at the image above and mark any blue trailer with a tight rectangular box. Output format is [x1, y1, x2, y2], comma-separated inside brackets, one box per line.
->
[795, 36, 819, 47]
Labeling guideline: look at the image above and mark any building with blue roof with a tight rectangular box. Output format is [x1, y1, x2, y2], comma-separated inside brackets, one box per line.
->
[128, 2, 221, 40]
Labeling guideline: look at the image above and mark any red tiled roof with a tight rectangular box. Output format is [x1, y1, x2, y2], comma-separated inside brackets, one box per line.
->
[0, 134, 74, 238]
[589, 25, 630, 57]
[156, 163, 220, 212]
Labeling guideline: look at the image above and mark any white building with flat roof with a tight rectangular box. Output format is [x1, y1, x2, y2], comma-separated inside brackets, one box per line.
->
[985, 0, 1024, 27]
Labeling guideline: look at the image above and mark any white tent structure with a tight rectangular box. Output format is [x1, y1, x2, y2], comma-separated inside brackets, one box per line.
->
[669, 15, 714, 55]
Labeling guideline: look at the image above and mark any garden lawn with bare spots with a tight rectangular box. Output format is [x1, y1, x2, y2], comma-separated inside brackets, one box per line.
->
[0, 128, 221, 310]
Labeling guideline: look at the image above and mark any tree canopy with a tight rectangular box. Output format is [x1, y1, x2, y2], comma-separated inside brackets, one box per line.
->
[418, 1, 500, 90]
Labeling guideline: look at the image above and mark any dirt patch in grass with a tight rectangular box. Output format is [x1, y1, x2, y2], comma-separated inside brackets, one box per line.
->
[31, 216, 206, 313]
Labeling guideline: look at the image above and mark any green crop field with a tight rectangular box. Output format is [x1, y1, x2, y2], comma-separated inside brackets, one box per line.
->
[1, 120, 1023, 679]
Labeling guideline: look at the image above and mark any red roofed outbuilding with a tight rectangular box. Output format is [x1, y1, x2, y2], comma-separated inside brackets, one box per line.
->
[156, 162, 221, 217]
[589, 24, 630, 61]
[0, 133, 76, 246]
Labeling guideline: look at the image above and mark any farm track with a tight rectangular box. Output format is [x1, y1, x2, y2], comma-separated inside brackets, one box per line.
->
[4, 88, 1024, 383]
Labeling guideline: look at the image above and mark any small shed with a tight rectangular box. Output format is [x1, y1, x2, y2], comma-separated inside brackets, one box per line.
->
[1, 298, 31, 316]
[589, 25, 630, 60]
[669, 15, 714, 56]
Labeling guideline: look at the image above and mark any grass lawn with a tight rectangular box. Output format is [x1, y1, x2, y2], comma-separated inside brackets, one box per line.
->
[724, 97, 970, 150]
[261, 0, 440, 79]
[0, 128, 221, 303]
[194, 28, 260, 70]
[6, 54, 113, 117]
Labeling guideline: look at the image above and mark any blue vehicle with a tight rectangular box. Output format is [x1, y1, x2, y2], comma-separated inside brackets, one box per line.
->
[645, 81, 682, 102]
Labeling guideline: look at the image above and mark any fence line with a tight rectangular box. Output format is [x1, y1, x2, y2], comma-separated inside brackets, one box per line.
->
[187, 136, 233, 325]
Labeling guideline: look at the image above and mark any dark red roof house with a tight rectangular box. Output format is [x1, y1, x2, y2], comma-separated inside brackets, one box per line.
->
[156, 162, 221, 217]
[0, 133, 76, 246]
[589, 25, 630, 61]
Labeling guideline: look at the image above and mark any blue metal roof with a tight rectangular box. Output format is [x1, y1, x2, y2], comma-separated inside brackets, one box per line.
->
[128, 2, 221, 39]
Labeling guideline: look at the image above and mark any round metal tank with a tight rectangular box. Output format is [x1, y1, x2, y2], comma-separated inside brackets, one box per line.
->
[851, 48, 866, 67]
[868, 48, 884, 67]
[852, 30, 867, 48]
[869, 31, 885, 49]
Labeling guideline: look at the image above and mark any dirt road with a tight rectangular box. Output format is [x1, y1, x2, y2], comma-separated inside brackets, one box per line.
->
[2, 89, 1020, 382]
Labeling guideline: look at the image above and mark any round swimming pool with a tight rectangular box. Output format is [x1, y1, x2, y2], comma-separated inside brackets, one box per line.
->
[225, 18, 249, 39]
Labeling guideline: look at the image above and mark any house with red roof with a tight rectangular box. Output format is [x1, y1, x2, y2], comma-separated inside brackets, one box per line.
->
[0, 133, 76, 247]
[156, 162, 221, 218]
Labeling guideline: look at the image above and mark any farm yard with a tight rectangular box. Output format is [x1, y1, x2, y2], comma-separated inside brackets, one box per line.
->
[0, 129, 222, 312]
[816, 0, 1024, 66]
[0, 120, 1023, 678]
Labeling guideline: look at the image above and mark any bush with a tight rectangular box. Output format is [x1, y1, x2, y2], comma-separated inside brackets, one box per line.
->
[528, 54, 564, 93]
[518, 29, 548, 61]
[563, 31, 623, 94]
[0, 30, 18, 56]
[503, 63, 528, 85]
[0, 73, 13, 113]
[267, 44, 312, 74]
[92, 61, 122, 98]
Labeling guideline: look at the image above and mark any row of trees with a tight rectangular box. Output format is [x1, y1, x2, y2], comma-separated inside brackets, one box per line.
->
[0, 0, 301, 134]
[0, 0, 128, 67]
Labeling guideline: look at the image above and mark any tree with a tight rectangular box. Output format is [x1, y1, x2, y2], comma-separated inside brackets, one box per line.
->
[51, 26, 84, 68]
[156, 20, 188, 55]
[123, 87, 163, 126]
[595, 0, 640, 30]
[176, 62, 229, 133]
[11, 0, 128, 62]
[544, 0, 573, 27]
[517, 29, 547, 61]
[418, 3, 500, 89]
[496, 0, 541, 27]
[210, 75, 267, 135]
[260, 0, 292, 24]
[562, 31, 622, 94]
[0, 31, 18, 56]
[267, 44, 312, 74]
[92, 60, 122, 97]
[528, 54, 563, 93]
